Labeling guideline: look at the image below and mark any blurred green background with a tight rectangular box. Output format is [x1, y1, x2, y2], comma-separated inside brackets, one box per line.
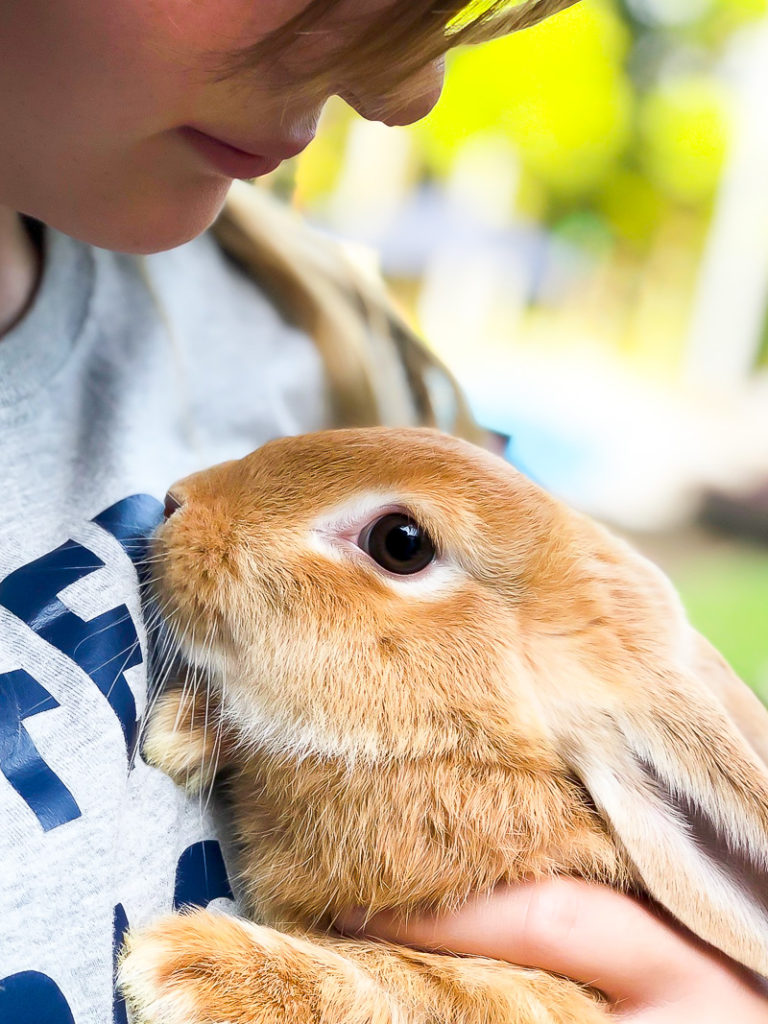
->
[264, 0, 768, 700]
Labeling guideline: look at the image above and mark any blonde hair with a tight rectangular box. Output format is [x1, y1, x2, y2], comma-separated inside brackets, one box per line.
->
[212, 0, 579, 440]
[218, 0, 581, 101]
[213, 183, 483, 440]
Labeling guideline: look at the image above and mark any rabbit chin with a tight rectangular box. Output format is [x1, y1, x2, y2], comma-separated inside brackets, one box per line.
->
[222, 692, 386, 764]
[166, 622, 232, 685]
[171, 624, 415, 764]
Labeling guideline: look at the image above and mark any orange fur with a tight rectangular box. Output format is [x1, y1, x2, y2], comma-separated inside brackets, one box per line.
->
[229, 750, 624, 929]
[122, 428, 768, 1023]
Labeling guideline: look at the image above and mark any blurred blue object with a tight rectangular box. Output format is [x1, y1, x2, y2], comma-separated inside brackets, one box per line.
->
[503, 420, 595, 493]
[470, 385, 598, 499]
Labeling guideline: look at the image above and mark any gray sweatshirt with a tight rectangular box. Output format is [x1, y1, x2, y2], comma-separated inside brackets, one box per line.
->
[0, 223, 331, 1023]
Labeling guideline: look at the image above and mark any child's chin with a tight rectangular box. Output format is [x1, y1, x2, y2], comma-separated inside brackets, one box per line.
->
[56, 180, 232, 256]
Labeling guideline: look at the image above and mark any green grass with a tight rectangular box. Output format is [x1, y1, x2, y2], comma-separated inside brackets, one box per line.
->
[666, 543, 768, 704]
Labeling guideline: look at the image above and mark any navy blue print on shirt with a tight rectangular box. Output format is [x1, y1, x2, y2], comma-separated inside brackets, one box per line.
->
[0, 669, 81, 832]
[0, 495, 162, 831]
[112, 904, 130, 1024]
[94, 494, 163, 564]
[0, 495, 163, 746]
[0, 971, 76, 1024]
[174, 840, 234, 909]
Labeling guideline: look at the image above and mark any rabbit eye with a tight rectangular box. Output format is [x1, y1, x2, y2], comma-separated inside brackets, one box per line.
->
[358, 513, 436, 575]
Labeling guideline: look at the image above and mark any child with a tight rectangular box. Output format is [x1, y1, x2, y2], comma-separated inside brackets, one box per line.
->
[0, 1, 763, 1021]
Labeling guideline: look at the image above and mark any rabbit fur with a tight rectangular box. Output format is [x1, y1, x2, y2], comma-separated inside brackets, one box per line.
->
[120, 427, 768, 1024]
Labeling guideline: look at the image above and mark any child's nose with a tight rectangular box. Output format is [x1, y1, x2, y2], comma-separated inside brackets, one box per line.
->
[338, 57, 445, 127]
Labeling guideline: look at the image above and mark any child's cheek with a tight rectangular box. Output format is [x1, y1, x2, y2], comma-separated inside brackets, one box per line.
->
[145, 0, 311, 53]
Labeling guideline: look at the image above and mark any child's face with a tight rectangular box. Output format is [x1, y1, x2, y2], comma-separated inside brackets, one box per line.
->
[0, 0, 443, 253]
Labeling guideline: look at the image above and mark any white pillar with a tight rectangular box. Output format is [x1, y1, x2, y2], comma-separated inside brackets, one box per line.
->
[686, 24, 768, 388]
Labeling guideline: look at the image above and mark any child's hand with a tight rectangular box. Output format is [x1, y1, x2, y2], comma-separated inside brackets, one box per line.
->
[339, 878, 768, 1022]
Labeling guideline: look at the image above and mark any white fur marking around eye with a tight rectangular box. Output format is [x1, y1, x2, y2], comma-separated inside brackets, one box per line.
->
[311, 491, 405, 537]
[308, 490, 464, 600]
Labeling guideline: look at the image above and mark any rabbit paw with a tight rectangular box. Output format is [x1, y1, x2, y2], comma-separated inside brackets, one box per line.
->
[141, 688, 224, 794]
[119, 908, 396, 1024]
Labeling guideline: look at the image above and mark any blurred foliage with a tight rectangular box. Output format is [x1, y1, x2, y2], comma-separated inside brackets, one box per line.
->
[413, 0, 742, 231]
[293, 0, 766, 247]
[638, 75, 730, 204]
[414, 1, 633, 198]
[285, 0, 768, 413]
[658, 539, 768, 701]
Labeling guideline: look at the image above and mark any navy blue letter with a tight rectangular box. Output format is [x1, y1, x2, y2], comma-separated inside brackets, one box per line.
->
[0, 669, 80, 831]
[174, 840, 234, 910]
[112, 903, 130, 1024]
[0, 971, 75, 1024]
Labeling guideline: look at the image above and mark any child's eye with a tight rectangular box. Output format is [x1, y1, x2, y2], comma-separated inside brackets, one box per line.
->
[357, 513, 436, 575]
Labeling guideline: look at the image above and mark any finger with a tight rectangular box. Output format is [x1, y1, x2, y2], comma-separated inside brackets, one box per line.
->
[340, 878, 710, 1006]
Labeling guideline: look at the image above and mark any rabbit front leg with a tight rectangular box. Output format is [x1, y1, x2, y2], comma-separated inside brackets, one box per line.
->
[141, 684, 232, 795]
[119, 909, 397, 1024]
[120, 908, 609, 1024]
[325, 935, 610, 1024]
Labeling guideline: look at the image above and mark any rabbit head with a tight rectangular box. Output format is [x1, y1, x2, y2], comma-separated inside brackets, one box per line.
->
[151, 427, 768, 977]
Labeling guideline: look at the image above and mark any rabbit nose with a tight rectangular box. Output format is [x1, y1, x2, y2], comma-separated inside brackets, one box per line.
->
[163, 491, 182, 520]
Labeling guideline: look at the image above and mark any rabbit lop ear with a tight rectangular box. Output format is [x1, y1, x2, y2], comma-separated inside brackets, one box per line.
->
[545, 634, 768, 978]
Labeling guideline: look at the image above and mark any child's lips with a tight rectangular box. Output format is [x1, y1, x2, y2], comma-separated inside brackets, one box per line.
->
[179, 126, 290, 179]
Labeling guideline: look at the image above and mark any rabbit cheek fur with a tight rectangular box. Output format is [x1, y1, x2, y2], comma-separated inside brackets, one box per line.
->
[121, 428, 768, 1024]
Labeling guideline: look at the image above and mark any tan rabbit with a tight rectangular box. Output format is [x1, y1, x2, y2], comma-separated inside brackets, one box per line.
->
[120, 427, 768, 1024]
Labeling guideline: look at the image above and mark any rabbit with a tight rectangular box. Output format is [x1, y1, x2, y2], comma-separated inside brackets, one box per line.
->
[120, 426, 768, 1024]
